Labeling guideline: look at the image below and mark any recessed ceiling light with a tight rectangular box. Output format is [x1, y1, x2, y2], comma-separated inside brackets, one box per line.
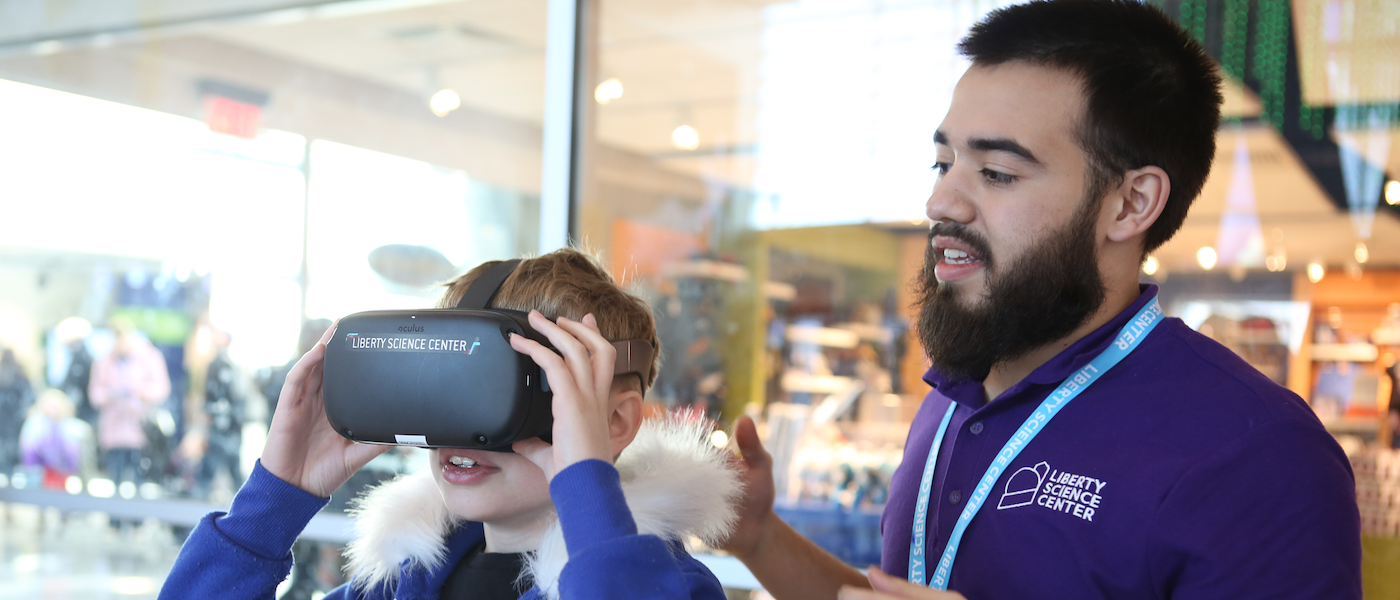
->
[430, 89, 460, 117]
[595, 78, 623, 104]
[672, 124, 699, 150]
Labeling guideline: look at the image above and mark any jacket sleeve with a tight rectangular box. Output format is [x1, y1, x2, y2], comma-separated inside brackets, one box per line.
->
[1146, 419, 1362, 599]
[159, 461, 340, 600]
[551, 460, 728, 600]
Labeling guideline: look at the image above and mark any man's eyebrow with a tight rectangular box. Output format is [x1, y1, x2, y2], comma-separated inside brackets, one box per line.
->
[933, 130, 949, 145]
[967, 137, 1042, 166]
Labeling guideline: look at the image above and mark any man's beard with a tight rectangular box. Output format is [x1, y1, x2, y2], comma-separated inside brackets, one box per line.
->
[915, 197, 1108, 382]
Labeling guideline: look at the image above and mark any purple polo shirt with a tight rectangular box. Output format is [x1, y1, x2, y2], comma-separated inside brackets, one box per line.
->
[880, 285, 1361, 599]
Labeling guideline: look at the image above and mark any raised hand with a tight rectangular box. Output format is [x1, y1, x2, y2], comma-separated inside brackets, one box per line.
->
[509, 311, 619, 480]
[260, 322, 391, 498]
[716, 415, 777, 560]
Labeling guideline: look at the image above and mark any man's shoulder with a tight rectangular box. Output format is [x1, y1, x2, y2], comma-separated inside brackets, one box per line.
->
[1132, 317, 1314, 420]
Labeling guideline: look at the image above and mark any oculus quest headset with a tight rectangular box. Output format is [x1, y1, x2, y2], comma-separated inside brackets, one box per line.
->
[323, 259, 654, 451]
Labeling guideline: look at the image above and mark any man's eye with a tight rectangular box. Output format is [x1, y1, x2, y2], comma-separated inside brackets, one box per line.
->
[981, 169, 1017, 185]
[931, 162, 951, 176]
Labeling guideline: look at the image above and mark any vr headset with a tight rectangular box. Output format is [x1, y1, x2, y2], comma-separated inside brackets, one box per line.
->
[323, 259, 654, 451]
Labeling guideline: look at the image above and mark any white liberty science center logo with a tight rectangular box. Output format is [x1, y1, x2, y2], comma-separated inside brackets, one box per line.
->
[996, 461, 1107, 522]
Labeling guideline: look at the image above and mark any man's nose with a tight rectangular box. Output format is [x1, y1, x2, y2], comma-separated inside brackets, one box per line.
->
[925, 172, 976, 226]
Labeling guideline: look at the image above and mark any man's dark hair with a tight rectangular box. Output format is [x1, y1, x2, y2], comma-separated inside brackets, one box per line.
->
[958, 0, 1223, 255]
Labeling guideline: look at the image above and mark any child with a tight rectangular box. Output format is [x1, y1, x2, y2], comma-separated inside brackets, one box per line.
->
[20, 388, 94, 489]
[160, 248, 742, 600]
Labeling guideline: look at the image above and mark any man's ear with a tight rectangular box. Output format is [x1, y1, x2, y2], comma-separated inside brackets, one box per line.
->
[1104, 166, 1170, 244]
[607, 387, 645, 459]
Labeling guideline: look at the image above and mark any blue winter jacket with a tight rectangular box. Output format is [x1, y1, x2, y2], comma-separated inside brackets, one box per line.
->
[159, 457, 730, 600]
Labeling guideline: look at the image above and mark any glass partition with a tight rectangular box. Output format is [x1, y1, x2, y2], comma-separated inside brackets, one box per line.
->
[0, 2, 547, 596]
[577, 0, 1400, 580]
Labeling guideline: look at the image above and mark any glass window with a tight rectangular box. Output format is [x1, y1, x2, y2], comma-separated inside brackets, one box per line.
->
[579, 0, 1400, 577]
[0, 2, 546, 596]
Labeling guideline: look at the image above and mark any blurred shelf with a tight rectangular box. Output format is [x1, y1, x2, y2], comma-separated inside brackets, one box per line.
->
[786, 325, 860, 349]
[1320, 416, 1381, 433]
[1311, 344, 1380, 362]
[781, 371, 855, 394]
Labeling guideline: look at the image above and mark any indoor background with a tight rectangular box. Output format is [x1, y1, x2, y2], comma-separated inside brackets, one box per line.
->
[0, 0, 1396, 598]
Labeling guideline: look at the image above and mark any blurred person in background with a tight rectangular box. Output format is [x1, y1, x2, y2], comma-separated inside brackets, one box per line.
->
[194, 327, 249, 499]
[21, 388, 95, 490]
[89, 317, 171, 494]
[258, 318, 332, 422]
[56, 317, 98, 430]
[0, 348, 36, 478]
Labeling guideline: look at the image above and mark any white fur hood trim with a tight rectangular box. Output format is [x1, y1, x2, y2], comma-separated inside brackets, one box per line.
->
[343, 417, 743, 599]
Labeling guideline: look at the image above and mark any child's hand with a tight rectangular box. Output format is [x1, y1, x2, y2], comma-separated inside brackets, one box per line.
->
[261, 321, 391, 497]
[509, 311, 616, 480]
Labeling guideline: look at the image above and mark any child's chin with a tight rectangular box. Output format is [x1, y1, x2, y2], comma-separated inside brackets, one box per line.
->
[435, 480, 527, 514]
[444, 492, 549, 524]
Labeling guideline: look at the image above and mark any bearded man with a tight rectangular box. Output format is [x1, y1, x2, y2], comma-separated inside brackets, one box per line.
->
[719, 1, 1362, 599]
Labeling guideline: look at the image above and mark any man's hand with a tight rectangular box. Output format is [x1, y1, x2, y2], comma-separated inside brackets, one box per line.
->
[714, 415, 870, 598]
[510, 312, 618, 480]
[260, 322, 390, 498]
[838, 567, 968, 600]
[717, 415, 778, 559]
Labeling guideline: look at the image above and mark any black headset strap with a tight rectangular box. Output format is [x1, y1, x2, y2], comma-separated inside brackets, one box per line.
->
[456, 259, 521, 310]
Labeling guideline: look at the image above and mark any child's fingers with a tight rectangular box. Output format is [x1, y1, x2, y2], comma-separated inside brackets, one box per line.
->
[509, 333, 580, 400]
[344, 441, 394, 472]
[281, 347, 325, 411]
[555, 314, 616, 404]
[527, 311, 596, 397]
[511, 437, 555, 477]
[318, 319, 340, 346]
[509, 334, 583, 466]
[279, 320, 338, 412]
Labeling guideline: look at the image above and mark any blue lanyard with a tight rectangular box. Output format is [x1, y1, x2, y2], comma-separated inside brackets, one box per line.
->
[908, 297, 1164, 589]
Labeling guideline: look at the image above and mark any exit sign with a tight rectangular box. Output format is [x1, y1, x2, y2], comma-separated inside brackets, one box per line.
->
[203, 95, 261, 139]
[197, 79, 270, 140]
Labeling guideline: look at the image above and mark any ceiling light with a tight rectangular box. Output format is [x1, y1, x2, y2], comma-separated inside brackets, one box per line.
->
[1141, 256, 1159, 276]
[594, 78, 624, 104]
[1307, 262, 1325, 283]
[430, 89, 460, 117]
[672, 124, 699, 151]
[1387, 180, 1399, 205]
[1196, 247, 1217, 270]
[1355, 241, 1369, 264]
[1347, 262, 1363, 280]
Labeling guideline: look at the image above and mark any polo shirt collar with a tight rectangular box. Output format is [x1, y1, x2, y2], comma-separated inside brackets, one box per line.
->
[923, 284, 1160, 408]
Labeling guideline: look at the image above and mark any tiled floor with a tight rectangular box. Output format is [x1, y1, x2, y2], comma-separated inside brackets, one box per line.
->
[0, 504, 180, 599]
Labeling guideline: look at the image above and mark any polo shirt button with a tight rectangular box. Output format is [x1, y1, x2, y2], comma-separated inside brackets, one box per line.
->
[950, 489, 962, 504]
[970, 421, 984, 435]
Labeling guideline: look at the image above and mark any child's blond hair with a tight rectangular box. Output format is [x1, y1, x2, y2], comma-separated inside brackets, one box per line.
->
[437, 248, 659, 393]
